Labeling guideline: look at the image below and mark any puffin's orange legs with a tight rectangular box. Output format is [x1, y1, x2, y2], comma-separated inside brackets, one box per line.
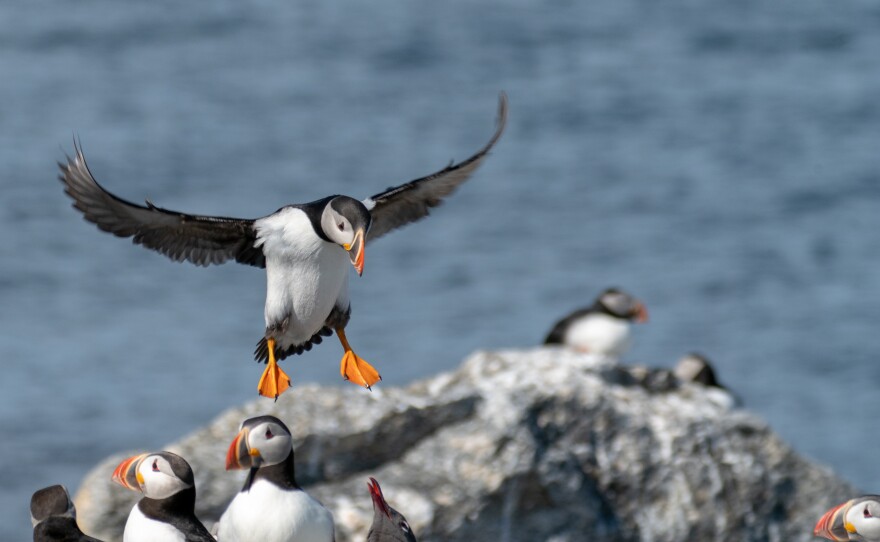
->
[336, 327, 381, 390]
[257, 338, 291, 400]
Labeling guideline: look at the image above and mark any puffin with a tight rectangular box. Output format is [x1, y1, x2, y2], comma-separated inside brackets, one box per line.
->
[543, 287, 648, 357]
[111, 451, 215, 542]
[218, 415, 335, 542]
[367, 478, 417, 542]
[815, 497, 880, 541]
[30, 484, 103, 542]
[59, 93, 507, 399]
[674, 352, 724, 389]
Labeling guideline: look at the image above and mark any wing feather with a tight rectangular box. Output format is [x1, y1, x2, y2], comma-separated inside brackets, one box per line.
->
[364, 92, 508, 241]
[59, 142, 265, 268]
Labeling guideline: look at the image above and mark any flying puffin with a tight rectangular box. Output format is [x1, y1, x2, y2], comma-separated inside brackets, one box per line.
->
[367, 478, 417, 542]
[59, 93, 507, 399]
[543, 287, 648, 358]
[218, 415, 335, 542]
[815, 496, 880, 541]
[31, 484, 103, 542]
[112, 451, 215, 542]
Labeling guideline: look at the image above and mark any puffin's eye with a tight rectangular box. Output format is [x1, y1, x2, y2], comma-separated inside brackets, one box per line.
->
[265, 428, 274, 439]
[337, 222, 345, 231]
[152, 459, 159, 472]
[865, 506, 873, 518]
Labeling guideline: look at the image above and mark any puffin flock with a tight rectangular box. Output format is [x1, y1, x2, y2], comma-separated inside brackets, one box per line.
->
[27, 95, 869, 541]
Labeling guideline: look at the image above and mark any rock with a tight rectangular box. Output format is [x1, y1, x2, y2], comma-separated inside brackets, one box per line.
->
[74, 348, 854, 541]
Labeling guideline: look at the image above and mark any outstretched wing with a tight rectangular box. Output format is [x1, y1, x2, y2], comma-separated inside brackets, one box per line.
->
[363, 92, 508, 242]
[59, 142, 266, 268]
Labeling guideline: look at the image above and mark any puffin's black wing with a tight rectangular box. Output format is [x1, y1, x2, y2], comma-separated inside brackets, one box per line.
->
[175, 518, 216, 542]
[59, 143, 266, 268]
[543, 308, 592, 345]
[363, 92, 508, 242]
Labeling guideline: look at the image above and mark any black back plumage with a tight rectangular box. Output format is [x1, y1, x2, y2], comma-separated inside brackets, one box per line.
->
[33, 517, 103, 542]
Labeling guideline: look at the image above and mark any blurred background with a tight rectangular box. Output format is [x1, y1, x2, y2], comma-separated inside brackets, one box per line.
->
[3, 0, 880, 538]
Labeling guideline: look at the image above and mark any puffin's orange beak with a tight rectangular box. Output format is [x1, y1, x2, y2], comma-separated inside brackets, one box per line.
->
[634, 303, 649, 323]
[344, 229, 365, 276]
[226, 428, 253, 471]
[111, 453, 148, 492]
[814, 500, 853, 541]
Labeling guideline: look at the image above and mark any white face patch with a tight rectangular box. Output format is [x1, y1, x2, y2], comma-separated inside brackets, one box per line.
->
[321, 205, 356, 247]
[246, 421, 293, 467]
[137, 456, 192, 500]
[848, 500, 880, 539]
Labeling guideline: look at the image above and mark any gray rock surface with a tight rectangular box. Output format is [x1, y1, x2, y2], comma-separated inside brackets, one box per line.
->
[74, 348, 854, 541]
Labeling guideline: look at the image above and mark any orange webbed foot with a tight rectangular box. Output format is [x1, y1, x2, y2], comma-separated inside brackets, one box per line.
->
[340, 350, 382, 390]
[257, 341, 291, 400]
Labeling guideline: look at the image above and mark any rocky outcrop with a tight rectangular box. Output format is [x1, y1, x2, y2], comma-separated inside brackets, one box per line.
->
[74, 348, 854, 541]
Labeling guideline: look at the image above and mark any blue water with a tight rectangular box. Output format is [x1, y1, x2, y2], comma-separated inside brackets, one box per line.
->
[3, 0, 880, 538]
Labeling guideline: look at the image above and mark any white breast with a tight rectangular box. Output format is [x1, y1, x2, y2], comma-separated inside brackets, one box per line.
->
[564, 313, 632, 358]
[123, 504, 185, 542]
[217, 480, 335, 542]
[255, 208, 350, 346]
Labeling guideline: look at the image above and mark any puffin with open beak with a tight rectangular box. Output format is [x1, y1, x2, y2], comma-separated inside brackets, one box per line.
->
[543, 287, 648, 358]
[815, 497, 880, 541]
[31, 484, 103, 542]
[111, 451, 214, 542]
[218, 415, 334, 542]
[367, 478, 417, 542]
[59, 93, 507, 400]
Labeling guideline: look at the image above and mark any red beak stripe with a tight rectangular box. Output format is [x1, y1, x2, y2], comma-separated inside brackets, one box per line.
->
[814, 501, 852, 541]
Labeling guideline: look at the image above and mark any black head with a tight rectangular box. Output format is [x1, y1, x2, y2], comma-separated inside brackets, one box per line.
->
[674, 352, 720, 387]
[367, 478, 417, 542]
[594, 288, 648, 322]
[320, 196, 371, 275]
[226, 415, 294, 479]
[30, 485, 75, 526]
[111, 451, 195, 500]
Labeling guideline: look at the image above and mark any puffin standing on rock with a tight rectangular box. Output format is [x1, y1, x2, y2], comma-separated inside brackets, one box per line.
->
[367, 478, 417, 542]
[543, 287, 648, 358]
[815, 497, 880, 541]
[59, 93, 507, 399]
[112, 451, 214, 542]
[218, 415, 335, 542]
[30, 484, 103, 542]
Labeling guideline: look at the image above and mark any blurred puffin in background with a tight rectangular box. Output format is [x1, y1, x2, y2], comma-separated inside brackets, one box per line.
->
[543, 287, 648, 358]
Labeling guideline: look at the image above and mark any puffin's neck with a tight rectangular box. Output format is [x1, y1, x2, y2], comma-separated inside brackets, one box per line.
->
[253, 451, 299, 491]
[137, 486, 196, 520]
[298, 196, 337, 244]
[591, 300, 618, 318]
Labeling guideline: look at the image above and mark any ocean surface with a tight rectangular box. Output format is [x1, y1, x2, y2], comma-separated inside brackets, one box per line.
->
[3, 0, 880, 538]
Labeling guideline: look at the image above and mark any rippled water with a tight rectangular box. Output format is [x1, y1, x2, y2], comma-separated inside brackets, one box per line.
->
[3, 0, 880, 539]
